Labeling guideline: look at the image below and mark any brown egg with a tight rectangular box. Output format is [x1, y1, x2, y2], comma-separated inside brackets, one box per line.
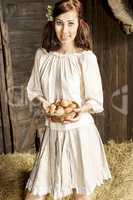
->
[51, 116, 59, 122]
[69, 112, 76, 118]
[55, 107, 65, 116]
[55, 100, 61, 106]
[64, 107, 73, 114]
[56, 105, 63, 110]
[69, 102, 77, 109]
[60, 99, 71, 107]
[64, 115, 73, 121]
[60, 116, 65, 123]
[45, 106, 50, 113]
[49, 104, 56, 114]
[64, 112, 76, 120]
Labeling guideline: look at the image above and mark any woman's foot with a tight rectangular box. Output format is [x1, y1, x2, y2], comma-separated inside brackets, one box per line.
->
[25, 191, 47, 200]
[74, 194, 91, 200]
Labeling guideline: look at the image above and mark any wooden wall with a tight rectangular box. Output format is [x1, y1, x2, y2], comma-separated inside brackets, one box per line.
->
[91, 0, 129, 142]
[0, 0, 133, 153]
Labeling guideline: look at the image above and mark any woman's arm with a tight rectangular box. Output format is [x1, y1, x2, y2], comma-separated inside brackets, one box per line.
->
[81, 51, 104, 114]
[33, 96, 50, 113]
[27, 49, 50, 113]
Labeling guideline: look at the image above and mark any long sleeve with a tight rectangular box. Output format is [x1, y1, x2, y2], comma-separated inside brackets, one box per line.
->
[82, 51, 104, 114]
[27, 48, 45, 101]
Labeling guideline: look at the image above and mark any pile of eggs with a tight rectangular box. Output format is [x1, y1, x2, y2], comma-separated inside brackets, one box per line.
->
[46, 99, 79, 123]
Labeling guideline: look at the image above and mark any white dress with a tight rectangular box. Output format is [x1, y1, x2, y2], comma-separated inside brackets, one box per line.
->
[25, 48, 112, 199]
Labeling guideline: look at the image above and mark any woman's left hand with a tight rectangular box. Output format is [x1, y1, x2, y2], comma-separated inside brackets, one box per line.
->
[63, 114, 80, 124]
[63, 102, 93, 124]
[74, 102, 93, 113]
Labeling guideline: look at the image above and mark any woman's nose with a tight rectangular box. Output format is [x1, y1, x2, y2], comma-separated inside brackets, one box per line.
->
[62, 25, 68, 34]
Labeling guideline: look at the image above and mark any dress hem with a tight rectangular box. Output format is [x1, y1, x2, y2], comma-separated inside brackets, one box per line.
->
[25, 176, 112, 200]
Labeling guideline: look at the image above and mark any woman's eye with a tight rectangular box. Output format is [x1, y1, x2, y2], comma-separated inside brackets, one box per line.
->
[56, 21, 63, 26]
[68, 22, 74, 26]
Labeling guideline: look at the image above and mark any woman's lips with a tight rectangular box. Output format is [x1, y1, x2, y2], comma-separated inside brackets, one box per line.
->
[61, 36, 70, 40]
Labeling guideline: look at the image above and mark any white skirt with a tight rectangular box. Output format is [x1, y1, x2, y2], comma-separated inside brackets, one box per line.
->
[25, 123, 112, 199]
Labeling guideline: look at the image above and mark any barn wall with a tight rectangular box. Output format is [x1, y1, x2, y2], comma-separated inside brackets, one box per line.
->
[0, 0, 133, 153]
[91, 0, 130, 142]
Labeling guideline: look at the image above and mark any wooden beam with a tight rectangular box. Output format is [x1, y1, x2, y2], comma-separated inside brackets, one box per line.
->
[128, 34, 133, 139]
[0, 29, 13, 153]
[0, 0, 14, 153]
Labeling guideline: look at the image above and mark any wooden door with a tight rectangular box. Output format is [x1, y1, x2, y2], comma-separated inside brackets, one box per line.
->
[0, 0, 48, 152]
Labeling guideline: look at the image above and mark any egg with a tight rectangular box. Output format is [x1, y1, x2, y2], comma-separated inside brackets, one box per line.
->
[69, 102, 77, 109]
[64, 112, 76, 121]
[49, 104, 56, 114]
[55, 107, 65, 116]
[60, 99, 71, 107]
[64, 107, 73, 114]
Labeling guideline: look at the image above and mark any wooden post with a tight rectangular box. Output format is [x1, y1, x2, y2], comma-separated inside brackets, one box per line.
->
[128, 34, 133, 139]
[0, 34, 4, 153]
[0, 0, 14, 153]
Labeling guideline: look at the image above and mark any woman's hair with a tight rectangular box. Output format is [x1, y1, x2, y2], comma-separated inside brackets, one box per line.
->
[42, 0, 92, 51]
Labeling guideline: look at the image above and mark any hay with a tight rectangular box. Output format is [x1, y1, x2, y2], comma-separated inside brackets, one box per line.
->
[0, 140, 133, 200]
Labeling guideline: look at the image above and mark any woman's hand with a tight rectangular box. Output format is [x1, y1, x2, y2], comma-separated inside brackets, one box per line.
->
[63, 114, 80, 124]
[41, 100, 50, 114]
[63, 102, 93, 124]
[33, 96, 50, 114]
[74, 102, 93, 113]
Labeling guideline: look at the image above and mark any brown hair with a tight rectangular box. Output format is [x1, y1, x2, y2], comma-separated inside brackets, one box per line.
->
[42, 0, 92, 51]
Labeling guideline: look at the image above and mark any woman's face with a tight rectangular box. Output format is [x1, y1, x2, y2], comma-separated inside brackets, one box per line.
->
[54, 10, 79, 46]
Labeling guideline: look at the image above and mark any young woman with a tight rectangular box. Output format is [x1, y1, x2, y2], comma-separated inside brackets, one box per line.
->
[25, 0, 112, 200]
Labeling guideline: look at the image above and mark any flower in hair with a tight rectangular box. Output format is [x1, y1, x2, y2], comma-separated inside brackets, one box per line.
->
[46, 5, 53, 21]
[69, 0, 73, 3]
[69, 0, 76, 4]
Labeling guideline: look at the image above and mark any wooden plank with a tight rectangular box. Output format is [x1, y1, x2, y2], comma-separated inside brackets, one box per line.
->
[0, 0, 16, 152]
[0, 21, 13, 153]
[0, 11, 4, 154]
[0, 100, 4, 154]
[127, 34, 133, 139]
[117, 33, 127, 140]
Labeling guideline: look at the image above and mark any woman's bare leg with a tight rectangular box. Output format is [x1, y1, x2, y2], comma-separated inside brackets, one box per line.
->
[74, 193, 91, 200]
[25, 191, 47, 200]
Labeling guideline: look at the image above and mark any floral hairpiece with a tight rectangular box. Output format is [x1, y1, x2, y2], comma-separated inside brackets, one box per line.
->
[69, 0, 73, 4]
[46, 5, 54, 21]
[69, 0, 76, 4]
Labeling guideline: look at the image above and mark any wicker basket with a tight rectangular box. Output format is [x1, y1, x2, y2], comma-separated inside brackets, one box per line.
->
[46, 100, 80, 123]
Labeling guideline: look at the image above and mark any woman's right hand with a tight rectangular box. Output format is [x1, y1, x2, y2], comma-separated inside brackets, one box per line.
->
[33, 96, 50, 113]
[41, 100, 50, 114]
